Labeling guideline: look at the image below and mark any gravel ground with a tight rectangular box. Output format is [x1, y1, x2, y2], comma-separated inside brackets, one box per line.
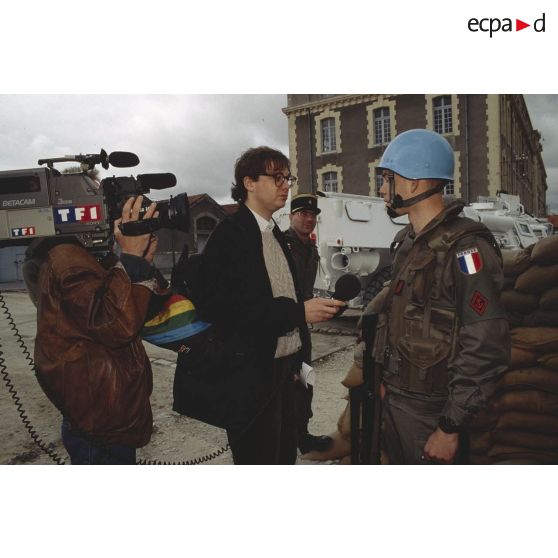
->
[0, 291, 355, 465]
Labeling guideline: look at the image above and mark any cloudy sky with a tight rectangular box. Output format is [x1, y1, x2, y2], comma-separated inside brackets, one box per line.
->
[0, 94, 556, 209]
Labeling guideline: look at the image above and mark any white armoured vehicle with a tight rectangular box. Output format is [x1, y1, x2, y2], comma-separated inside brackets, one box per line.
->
[276, 191, 408, 306]
[276, 192, 552, 308]
[462, 193, 553, 249]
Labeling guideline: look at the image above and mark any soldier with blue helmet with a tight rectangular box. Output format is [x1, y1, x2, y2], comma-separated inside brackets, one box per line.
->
[373, 129, 510, 464]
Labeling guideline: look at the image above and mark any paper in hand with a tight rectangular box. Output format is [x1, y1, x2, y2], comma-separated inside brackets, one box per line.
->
[300, 362, 315, 389]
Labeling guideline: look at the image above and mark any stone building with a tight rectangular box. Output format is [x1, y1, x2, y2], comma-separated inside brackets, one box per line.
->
[152, 193, 228, 276]
[283, 94, 548, 216]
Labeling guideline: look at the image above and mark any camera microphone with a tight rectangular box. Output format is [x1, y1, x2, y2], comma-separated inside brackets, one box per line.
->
[137, 173, 177, 190]
[333, 273, 361, 301]
[39, 150, 140, 170]
[109, 151, 140, 168]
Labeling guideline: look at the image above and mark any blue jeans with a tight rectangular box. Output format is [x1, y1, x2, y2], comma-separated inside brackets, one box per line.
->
[61, 418, 136, 465]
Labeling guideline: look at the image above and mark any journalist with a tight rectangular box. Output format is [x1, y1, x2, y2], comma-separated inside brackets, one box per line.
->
[23, 196, 163, 465]
[191, 146, 345, 464]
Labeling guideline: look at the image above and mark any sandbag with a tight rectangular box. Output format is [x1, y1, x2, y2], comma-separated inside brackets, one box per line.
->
[514, 264, 558, 294]
[337, 401, 351, 437]
[469, 409, 499, 432]
[530, 235, 558, 266]
[492, 390, 558, 415]
[488, 445, 558, 464]
[503, 277, 517, 290]
[540, 286, 558, 311]
[507, 312, 524, 329]
[501, 290, 539, 315]
[300, 430, 351, 461]
[496, 411, 558, 434]
[492, 430, 558, 452]
[495, 367, 558, 395]
[511, 327, 558, 353]
[342, 362, 364, 388]
[510, 346, 540, 368]
[502, 248, 533, 277]
[524, 310, 558, 328]
[537, 353, 558, 370]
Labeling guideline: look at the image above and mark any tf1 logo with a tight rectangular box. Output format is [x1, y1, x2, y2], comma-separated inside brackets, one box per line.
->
[468, 13, 546, 37]
[11, 227, 36, 237]
[53, 204, 102, 224]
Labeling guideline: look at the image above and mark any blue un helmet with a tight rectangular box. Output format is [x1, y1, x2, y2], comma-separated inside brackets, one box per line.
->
[378, 129, 454, 214]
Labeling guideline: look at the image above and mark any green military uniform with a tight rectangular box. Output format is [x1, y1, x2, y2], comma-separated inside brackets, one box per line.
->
[374, 201, 511, 464]
[284, 193, 325, 452]
[284, 227, 319, 303]
[284, 226, 319, 444]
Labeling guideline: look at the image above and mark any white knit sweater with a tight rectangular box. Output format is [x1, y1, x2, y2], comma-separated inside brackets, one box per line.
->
[261, 228, 301, 358]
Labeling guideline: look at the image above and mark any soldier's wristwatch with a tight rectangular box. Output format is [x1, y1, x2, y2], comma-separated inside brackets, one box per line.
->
[438, 416, 460, 434]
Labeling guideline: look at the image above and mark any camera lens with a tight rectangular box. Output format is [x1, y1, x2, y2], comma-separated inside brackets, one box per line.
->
[156, 193, 190, 233]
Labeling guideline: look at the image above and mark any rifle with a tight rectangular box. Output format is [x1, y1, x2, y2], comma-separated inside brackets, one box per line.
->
[350, 312, 382, 464]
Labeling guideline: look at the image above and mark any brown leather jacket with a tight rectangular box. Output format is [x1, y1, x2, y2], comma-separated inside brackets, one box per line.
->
[32, 244, 155, 447]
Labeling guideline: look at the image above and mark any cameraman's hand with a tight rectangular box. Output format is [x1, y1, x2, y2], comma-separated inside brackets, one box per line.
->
[114, 196, 159, 259]
[304, 297, 345, 324]
[144, 234, 158, 264]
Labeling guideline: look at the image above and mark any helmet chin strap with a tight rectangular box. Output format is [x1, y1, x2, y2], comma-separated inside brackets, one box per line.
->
[387, 175, 445, 216]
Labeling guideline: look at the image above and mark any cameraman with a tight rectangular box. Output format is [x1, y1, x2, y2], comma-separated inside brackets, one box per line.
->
[23, 196, 162, 465]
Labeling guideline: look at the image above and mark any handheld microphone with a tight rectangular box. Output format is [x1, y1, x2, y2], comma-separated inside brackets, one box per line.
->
[333, 274, 361, 301]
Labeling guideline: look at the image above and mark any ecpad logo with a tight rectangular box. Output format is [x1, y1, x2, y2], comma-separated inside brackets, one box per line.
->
[468, 13, 546, 37]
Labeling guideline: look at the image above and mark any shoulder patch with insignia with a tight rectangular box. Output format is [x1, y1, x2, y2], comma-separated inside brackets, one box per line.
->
[456, 247, 483, 275]
[470, 290, 488, 316]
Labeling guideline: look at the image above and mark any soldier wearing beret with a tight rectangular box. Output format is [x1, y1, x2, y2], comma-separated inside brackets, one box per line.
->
[285, 193, 333, 454]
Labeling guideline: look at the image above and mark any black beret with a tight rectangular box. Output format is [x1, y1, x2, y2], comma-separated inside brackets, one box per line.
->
[290, 193, 321, 215]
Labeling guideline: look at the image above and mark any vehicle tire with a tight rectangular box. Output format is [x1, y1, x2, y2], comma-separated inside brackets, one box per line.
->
[362, 266, 392, 308]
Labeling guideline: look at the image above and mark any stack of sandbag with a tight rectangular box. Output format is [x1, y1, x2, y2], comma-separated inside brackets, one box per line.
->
[300, 363, 356, 463]
[470, 235, 558, 464]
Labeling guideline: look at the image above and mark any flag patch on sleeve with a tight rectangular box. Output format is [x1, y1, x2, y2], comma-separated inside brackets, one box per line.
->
[456, 247, 483, 275]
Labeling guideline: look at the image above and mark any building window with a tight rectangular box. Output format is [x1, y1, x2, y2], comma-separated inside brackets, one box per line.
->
[374, 107, 391, 145]
[321, 117, 337, 153]
[323, 171, 338, 192]
[444, 181, 455, 196]
[375, 172, 384, 196]
[434, 96, 453, 134]
[196, 215, 217, 253]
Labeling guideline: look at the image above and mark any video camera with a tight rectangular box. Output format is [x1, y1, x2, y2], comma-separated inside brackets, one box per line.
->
[0, 149, 190, 250]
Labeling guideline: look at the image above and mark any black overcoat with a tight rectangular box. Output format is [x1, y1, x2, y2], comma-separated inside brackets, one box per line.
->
[173, 203, 311, 430]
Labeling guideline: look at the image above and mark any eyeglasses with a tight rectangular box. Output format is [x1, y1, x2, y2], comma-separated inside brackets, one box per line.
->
[258, 173, 297, 188]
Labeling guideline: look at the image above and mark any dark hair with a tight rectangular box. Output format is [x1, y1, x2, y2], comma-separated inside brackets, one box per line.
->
[231, 146, 290, 203]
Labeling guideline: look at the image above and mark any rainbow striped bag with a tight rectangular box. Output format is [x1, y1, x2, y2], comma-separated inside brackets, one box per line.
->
[142, 293, 212, 353]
